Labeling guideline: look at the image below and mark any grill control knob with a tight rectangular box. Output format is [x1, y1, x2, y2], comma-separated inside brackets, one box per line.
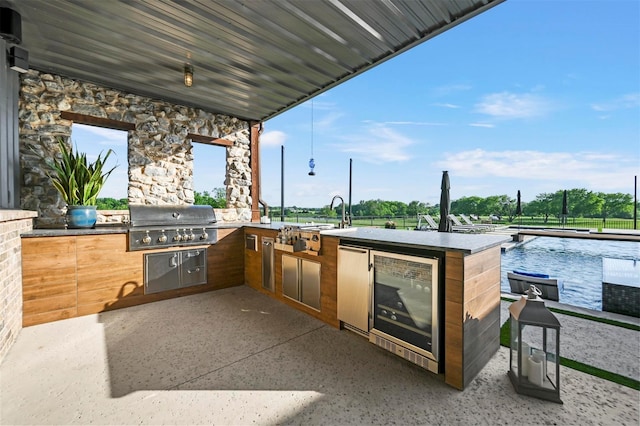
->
[200, 228, 209, 240]
[173, 231, 182, 242]
[158, 233, 167, 243]
[142, 232, 151, 244]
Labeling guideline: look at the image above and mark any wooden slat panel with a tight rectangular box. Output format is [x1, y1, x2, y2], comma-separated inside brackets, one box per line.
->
[465, 286, 501, 322]
[22, 237, 76, 286]
[444, 300, 462, 325]
[243, 228, 277, 291]
[463, 266, 501, 301]
[76, 234, 143, 293]
[463, 246, 501, 278]
[319, 236, 339, 328]
[21, 236, 77, 326]
[23, 308, 77, 327]
[23, 281, 77, 301]
[23, 294, 77, 316]
[208, 227, 244, 289]
[444, 321, 463, 390]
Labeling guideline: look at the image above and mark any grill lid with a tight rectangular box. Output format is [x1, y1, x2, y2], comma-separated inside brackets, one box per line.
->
[129, 205, 217, 227]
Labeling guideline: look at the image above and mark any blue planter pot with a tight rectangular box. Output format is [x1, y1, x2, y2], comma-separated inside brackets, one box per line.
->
[66, 205, 97, 229]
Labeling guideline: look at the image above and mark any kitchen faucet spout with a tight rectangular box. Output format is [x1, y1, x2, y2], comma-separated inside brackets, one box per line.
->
[330, 195, 347, 228]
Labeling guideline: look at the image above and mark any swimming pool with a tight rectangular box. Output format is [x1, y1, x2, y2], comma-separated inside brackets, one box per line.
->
[501, 237, 640, 311]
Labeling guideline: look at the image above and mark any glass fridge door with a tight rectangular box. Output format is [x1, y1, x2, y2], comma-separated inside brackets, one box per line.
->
[371, 251, 439, 359]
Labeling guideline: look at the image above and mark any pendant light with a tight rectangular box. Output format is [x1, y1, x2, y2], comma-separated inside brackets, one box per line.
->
[308, 99, 316, 176]
[184, 63, 194, 87]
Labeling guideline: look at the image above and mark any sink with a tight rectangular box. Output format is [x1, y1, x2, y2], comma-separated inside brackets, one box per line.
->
[299, 224, 336, 231]
[322, 227, 358, 233]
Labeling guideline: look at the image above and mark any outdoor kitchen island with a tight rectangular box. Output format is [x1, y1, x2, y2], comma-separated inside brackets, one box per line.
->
[243, 224, 510, 390]
[21, 222, 508, 391]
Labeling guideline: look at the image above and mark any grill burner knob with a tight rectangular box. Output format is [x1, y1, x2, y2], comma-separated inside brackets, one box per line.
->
[142, 232, 151, 244]
[173, 231, 182, 242]
[187, 232, 195, 241]
[200, 229, 209, 240]
[158, 233, 167, 243]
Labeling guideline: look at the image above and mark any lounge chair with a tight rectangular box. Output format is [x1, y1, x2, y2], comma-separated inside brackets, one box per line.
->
[415, 214, 438, 231]
[507, 271, 563, 301]
[459, 214, 496, 231]
[446, 214, 483, 233]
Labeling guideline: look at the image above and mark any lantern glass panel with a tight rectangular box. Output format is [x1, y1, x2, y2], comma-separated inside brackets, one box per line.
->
[509, 316, 520, 376]
[545, 328, 558, 388]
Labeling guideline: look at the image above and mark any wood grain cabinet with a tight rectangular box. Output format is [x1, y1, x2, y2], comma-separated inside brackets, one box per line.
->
[22, 228, 244, 326]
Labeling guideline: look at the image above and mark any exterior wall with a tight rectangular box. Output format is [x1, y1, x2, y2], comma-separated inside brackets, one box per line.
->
[0, 210, 37, 361]
[0, 38, 22, 209]
[19, 70, 252, 227]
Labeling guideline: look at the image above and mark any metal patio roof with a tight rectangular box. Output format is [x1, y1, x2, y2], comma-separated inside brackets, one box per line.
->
[5, 0, 505, 122]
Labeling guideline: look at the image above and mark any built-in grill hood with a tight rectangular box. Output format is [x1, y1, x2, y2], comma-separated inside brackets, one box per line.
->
[129, 205, 217, 228]
[128, 205, 218, 251]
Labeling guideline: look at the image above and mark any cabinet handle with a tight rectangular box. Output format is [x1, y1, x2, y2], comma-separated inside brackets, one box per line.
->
[339, 247, 368, 254]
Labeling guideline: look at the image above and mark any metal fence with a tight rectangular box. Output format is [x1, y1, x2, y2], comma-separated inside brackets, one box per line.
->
[268, 213, 638, 231]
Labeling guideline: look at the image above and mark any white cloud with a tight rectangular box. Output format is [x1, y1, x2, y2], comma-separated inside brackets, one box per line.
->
[260, 130, 287, 147]
[382, 121, 447, 126]
[73, 123, 127, 146]
[475, 92, 551, 119]
[468, 123, 495, 128]
[435, 149, 639, 192]
[431, 83, 472, 97]
[433, 103, 460, 109]
[336, 125, 415, 164]
[591, 92, 640, 112]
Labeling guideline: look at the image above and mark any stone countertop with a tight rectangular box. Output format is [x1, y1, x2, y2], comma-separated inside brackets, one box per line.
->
[21, 221, 271, 237]
[320, 227, 510, 254]
[244, 222, 510, 254]
[21, 225, 130, 237]
[21, 222, 511, 254]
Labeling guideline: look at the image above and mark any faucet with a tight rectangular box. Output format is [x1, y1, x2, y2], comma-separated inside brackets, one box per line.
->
[330, 195, 347, 228]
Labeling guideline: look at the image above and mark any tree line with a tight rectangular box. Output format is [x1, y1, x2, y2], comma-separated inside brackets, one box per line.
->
[97, 187, 635, 221]
[96, 188, 227, 210]
[316, 188, 636, 220]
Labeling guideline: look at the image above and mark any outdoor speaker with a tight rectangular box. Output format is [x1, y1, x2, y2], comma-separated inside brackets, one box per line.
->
[9, 46, 28, 73]
[0, 8, 22, 44]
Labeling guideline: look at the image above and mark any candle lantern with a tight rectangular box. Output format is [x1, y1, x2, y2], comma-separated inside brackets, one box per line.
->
[508, 285, 563, 404]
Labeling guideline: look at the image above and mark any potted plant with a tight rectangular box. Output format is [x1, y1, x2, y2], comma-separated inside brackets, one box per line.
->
[43, 137, 117, 228]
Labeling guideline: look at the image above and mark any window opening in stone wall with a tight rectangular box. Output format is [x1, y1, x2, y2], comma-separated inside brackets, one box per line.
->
[71, 123, 128, 209]
[192, 142, 227, 208]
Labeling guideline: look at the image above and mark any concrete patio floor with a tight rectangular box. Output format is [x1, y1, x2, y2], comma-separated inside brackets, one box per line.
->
[1, 285, 638, 425]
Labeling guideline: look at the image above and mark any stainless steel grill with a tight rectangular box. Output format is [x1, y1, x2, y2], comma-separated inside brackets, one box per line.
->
[128, 205, 218, 251]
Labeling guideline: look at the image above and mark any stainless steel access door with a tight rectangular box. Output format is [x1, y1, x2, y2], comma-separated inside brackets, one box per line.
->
[262, 237, 274, 291]
[282, 255, 299, 300]
[337, 245, 371, 333]
[145, 251, 180, 294]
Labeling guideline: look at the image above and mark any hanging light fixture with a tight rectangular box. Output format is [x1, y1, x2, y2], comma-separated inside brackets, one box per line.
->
[184, 63, 194, 87]
[308, 99, 316, 176]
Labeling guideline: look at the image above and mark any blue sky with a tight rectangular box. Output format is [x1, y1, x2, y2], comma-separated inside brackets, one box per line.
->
[259, 0, 640, 207]
[74, 0, 639, 208]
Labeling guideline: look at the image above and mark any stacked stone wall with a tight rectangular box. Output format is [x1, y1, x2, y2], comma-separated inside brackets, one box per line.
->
[19, 70, 252, 227]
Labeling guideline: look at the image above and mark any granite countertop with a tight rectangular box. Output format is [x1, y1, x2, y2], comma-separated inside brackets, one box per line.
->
[22, 221, 510, 254]
[320, 227, 510, 254]
[244, 222, 510, 254]
[21, 225, 130, 237]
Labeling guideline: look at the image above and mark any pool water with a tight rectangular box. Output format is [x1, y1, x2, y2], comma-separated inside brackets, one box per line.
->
[501, 237, 640, 311]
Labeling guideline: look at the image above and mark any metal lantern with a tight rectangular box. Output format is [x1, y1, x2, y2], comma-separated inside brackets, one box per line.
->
[508, 285, 563, 404]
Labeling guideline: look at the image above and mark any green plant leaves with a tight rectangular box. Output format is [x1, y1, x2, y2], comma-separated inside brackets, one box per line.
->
[43, 137, 117, 206]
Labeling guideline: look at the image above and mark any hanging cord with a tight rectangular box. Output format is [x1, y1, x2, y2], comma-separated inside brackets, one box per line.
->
[308, 99, 316, 176]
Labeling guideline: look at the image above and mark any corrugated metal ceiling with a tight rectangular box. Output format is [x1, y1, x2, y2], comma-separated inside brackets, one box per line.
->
[5, 0, 505, 122]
